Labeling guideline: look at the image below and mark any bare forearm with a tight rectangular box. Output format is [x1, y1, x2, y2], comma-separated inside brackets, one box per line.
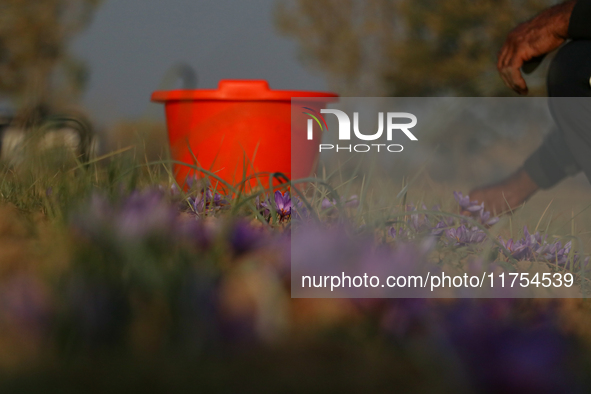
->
[531, 0, 576, 40]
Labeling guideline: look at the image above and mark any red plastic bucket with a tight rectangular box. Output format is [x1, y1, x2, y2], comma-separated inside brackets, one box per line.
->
[151, 80, 338, 192]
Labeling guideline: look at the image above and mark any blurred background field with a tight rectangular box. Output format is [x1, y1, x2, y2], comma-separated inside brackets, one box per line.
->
[1, 0, 591, 392]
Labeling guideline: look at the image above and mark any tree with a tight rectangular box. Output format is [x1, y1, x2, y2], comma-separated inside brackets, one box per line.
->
[275, 0, 553, 96]
[0, 0, 102, 110]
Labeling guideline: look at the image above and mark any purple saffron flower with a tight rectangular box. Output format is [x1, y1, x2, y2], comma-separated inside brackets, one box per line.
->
[170, 183, 180, 197]
[321, 198, 334, 211]
[499, 237, 531, 260]
[274, 191, 291, 221]
[432, 218, 454, 236]
[445, 225, 486, 246]
[189, 189, 228, 214]
[388, 206, 453, 240]
[116, 189, 177, 239]
[437, 300, 580, 393]
[291, 197, 310, 220]
[228, 220, 264, 256]
[478, 209, 500, 226]
[454, 191, 499, 226]
[188, 195, 203, 214]
[175, 217, 214, 250]
[496, 226, 584, 266]
[344, 195, 360, 208]
[185, 174, 199, 189]
[540, 240, 572, 266]
[71, 188, 198, 244]
[406, 205, 432, 233]
[389, 227, 409, 240]
[454, 192, 482, 213]
[255, 195, 271, 219]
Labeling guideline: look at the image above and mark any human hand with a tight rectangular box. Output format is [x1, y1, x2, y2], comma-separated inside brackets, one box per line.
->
[497, 1, 574, 94]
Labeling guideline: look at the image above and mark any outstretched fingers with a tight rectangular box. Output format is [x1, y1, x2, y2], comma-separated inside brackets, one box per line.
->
[498, 46, 528, 95]
[502, 62, 528, 94]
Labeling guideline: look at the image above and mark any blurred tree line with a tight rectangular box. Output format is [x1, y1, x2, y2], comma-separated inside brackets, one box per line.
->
[275, 0, 553, 96]
[0, 0, 102, 114]
[276, 0, 561, 183]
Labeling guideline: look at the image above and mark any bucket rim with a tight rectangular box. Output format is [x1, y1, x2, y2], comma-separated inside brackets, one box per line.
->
[151, 79, 339, 103]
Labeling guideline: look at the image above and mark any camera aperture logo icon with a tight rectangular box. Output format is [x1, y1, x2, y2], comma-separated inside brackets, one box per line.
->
[302, 107, 329, 140]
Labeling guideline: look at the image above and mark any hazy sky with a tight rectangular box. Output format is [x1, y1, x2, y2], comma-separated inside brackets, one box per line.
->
[70, 0, 328, 126]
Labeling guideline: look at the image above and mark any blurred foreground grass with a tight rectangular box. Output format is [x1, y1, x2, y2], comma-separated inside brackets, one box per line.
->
[1, 146, 591, 392]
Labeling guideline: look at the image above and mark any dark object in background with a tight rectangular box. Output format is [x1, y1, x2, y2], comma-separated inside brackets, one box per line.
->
[0, 104, 95, 165]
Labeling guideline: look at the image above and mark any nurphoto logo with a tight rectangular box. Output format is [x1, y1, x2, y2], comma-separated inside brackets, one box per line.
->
[303, 107, 418, 153]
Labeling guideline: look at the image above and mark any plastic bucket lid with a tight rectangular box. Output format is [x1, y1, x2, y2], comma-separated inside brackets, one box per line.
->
[152, 79, 338, 102]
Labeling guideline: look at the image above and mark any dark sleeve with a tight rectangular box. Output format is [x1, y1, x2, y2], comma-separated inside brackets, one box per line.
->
[523, 128, 580, 189]
[568, 0, 591, 39]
